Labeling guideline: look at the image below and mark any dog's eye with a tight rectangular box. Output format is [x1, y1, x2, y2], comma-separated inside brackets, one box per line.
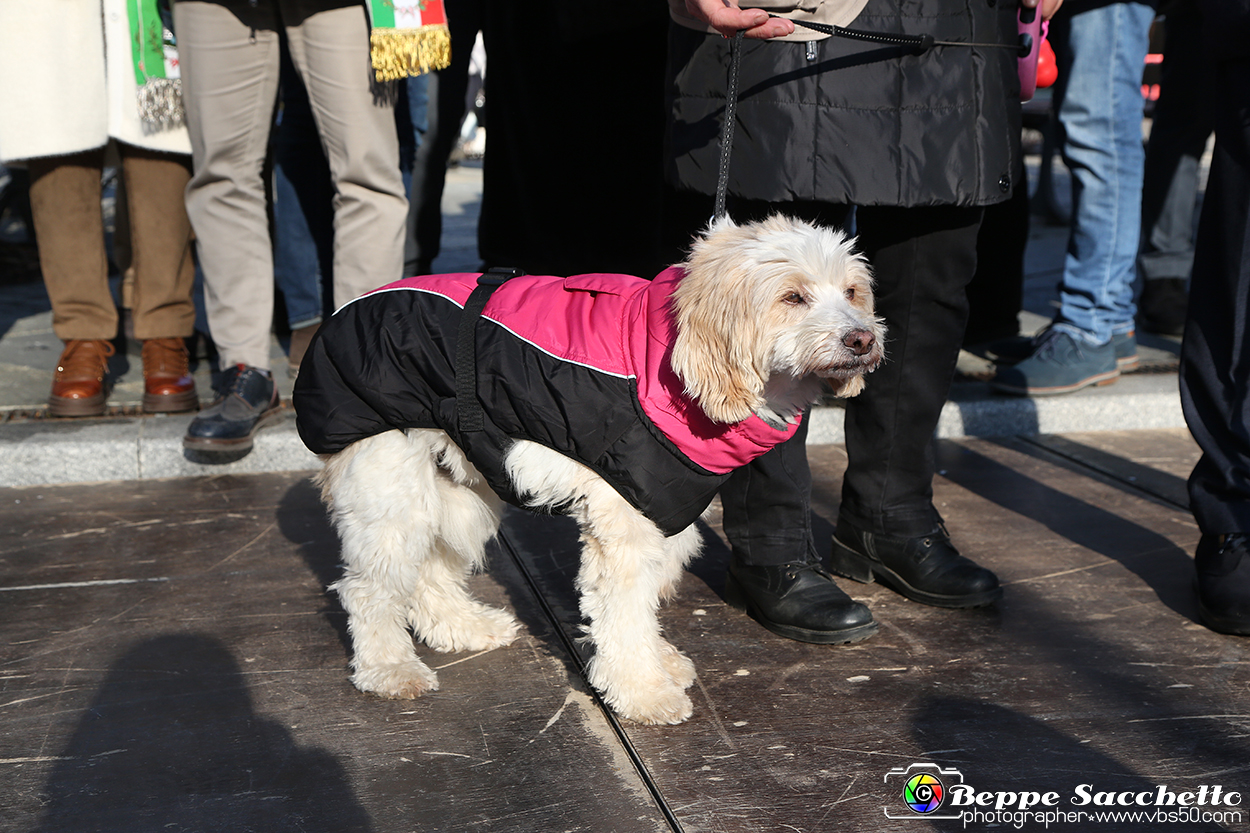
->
[783, 292, 807, 306]
[845, 287, 856, 301]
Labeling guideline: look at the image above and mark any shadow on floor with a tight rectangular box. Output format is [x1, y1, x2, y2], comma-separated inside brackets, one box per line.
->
[34, 634, 373, 833]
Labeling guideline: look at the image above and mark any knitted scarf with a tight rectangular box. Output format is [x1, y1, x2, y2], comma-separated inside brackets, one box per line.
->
[127, 0, 184, 129]
[127, 0, 448, 124]
[368, 0, 452, 82]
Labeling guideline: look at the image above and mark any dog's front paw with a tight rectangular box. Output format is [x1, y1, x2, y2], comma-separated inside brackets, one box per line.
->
[351, 661, 440, 699]
[612, 684, 694, 726]
[420, 606, 520, 654]
[659, 641, 697, 690]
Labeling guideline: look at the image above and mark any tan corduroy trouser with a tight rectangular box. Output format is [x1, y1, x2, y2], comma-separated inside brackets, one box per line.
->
[27, 146, 196, 341]
[175, 1, 408, 371]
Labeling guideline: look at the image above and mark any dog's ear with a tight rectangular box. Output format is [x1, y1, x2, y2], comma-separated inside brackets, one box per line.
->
[670, 220, 766, 424]
[670, 301, 762, 423]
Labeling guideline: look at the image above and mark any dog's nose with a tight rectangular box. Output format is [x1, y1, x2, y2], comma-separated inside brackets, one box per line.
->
[843, 329, 875, 356]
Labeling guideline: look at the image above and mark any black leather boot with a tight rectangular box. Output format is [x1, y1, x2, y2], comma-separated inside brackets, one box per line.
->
[724, 559, 877, 644]
[183, 364, 280, 455]
[1195, 533, 1250, 636]
[831, 516, 1002, 608]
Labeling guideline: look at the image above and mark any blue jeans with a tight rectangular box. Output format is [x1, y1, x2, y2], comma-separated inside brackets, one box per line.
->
[398, 73, 430, 201]
[1049, 1, 1155, 345]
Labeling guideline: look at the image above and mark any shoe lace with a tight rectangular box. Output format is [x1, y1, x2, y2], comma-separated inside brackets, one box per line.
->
[1031, 327, 1082, 363]
[783, 560, 834, 581]
[141, 339, 188, 376]
[217, 364, 256, 398]
[58, 339, 116, 376]
[226, 363, 279, 406]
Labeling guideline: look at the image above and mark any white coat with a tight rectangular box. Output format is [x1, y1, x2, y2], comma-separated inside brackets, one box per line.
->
[0, 0, 190, 163]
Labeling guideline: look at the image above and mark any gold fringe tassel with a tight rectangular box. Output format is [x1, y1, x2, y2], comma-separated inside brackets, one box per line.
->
[136, 77, 185, 130]
[370, 26, 452, 82]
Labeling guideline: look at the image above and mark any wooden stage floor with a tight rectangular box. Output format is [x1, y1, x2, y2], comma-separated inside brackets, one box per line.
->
[2, 430, 1248, 832]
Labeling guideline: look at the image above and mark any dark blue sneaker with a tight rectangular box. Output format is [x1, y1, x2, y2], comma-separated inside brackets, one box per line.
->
[987, 327, 1138, 371]
[1111, 329, 1139, 372]
[183, 364, 280, 454]
[988, 328, 1119, 395]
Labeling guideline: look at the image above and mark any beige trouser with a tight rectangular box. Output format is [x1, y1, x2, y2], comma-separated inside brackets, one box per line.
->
[27, 146, 196, 341]
[175, 0, 408, 370]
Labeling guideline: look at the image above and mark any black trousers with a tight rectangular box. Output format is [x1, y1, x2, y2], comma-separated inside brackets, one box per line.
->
[1180, 59, 1250, 534]
[405, 0, 485, 274]
[706, 196, 985, 564]
[839, 205, 983, 537]
[472, 4, 670, 278]
[1138, 1, 1216, 285]
[965, 172, 1028, 346]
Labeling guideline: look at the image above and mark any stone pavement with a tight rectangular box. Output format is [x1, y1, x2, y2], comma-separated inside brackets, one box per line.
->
[4, 430, 1246, 833]
[0, 156, 1188, 487]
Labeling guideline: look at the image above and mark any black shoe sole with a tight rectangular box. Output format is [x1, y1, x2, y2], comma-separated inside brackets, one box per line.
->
[830, 535, 1003, 609]
[182, 406, 283, 454]
[722, 572, 879, 645]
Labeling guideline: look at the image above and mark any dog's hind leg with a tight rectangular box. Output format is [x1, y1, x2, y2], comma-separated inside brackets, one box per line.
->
[658, 524, 703, 601]
[405, 449, 520, 654]
[319, 430, 449, 699]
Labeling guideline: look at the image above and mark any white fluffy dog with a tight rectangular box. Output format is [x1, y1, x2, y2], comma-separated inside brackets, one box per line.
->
[309, 215, 884, 725]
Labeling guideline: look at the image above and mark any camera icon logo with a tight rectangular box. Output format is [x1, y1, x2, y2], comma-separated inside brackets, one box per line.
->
[883, 762, 966, 820]
[903, 771, 944, 813]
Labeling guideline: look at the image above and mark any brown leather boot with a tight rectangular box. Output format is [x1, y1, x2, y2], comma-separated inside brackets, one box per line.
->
[142, 337, 199, 413]
[49, 339, 115, 417]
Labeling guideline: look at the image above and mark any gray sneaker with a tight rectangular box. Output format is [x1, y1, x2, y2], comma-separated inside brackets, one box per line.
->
[988, 327, 1137, 371]
[988, 328, 1119, 395]
[1112, 329, 1139, 372]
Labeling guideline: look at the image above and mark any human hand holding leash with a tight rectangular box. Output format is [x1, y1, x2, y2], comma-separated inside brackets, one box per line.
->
[689, 0, 1063, 37]
[684, 0, 794, 38]
[1021, 0, 1063, 21]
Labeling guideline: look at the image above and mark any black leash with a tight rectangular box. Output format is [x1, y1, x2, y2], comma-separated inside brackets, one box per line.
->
[713, 16, 1025, 220]
[772, 13, 1030, 55]
[713, 30, 746, 220]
